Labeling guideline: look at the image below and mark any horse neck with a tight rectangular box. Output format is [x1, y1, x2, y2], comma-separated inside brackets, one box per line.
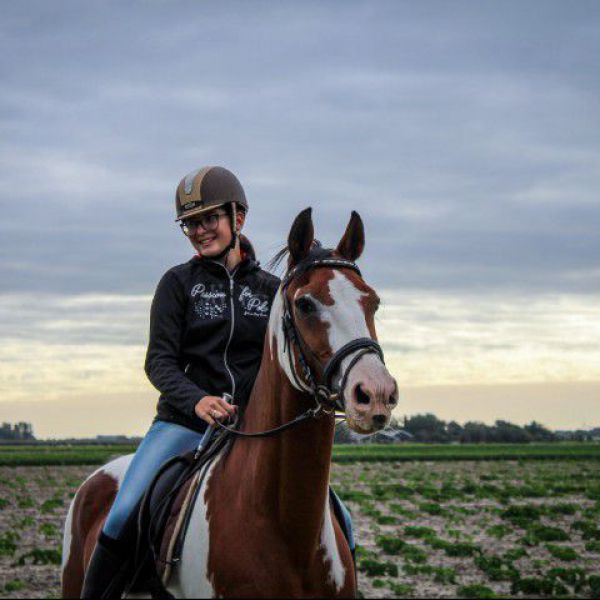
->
[226, 337, 335, 557]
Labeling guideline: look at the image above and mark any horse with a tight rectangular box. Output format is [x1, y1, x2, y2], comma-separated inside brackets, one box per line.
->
[61, 207, 398, 598]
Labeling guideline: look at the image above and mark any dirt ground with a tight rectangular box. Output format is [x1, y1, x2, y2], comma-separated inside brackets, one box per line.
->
[0, 461, 599, 598]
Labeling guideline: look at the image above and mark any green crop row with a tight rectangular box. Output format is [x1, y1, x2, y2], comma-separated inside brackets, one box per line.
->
[0, 442, 599, 466]
[0, 445, 138, 466]
[332, 442, 600, 462]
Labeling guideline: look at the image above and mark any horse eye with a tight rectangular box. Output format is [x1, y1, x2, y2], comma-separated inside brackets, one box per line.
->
[295, 296, 316, 315]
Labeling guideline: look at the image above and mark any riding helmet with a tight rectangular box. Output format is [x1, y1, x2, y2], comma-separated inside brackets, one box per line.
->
[175, 166, 248, 222]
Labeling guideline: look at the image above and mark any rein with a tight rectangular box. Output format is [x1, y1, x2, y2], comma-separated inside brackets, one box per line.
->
[214, 409, 346, 439]
[214, 256, 385, 439]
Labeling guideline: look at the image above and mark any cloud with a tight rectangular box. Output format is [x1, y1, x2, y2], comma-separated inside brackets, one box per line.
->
[0, 293, 150, 345]
[1, 286, 599, 435]
[1, 2, 600, 434]
[1, 288, 599, 402]
[377, 289, 600, 386]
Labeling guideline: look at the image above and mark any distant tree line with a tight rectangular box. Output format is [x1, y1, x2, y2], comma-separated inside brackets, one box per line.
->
[401, 414, 556, 443]
[334, 413, 600, 444]
[0, 422, 35, 441]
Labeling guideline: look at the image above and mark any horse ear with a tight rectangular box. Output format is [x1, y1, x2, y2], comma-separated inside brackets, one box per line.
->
[288, 207, 314, 266]
[336, 210, 365, 261]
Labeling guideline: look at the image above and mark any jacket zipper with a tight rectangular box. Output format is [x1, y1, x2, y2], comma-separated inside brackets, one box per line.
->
[218, 264, 237, 399]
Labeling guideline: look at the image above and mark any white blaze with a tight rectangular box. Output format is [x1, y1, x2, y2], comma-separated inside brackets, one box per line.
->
[321, 271, 371, 356]
[269, 271, 374, 390]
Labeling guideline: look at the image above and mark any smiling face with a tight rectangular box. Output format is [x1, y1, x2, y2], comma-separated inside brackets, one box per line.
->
[279, 208, 399, 434]
[183, 205, 245, 257]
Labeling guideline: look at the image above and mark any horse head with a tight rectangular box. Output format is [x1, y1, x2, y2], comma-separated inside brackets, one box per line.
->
[275, 206, 398, 434]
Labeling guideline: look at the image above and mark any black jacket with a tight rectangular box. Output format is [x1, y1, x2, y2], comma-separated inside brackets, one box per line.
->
[145, 251, 280, 433]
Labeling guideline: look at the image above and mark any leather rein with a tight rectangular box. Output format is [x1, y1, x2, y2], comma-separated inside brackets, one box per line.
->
[215, 257, 385, 438]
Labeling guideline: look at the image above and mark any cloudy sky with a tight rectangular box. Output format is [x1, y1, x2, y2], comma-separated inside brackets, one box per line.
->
[1, 1, 599, 437]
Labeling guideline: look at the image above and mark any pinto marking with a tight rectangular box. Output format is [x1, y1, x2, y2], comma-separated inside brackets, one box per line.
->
[268, 270, 374, 393]
[321, 496, 346, 592]
[61, 455, 133, 568]
[61, 454, 133, 597]
[61, 494, 75, 572]
[100, 453, 134, 484]
[268, 285, 313, 393]
[321, 270, 371, 360]
[171, 457, 220, 598]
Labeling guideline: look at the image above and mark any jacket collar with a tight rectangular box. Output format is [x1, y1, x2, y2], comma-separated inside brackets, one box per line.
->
[192, 254, 261, 278]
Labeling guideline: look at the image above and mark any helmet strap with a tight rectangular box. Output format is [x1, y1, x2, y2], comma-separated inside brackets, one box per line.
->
[210, 202, 238, 261]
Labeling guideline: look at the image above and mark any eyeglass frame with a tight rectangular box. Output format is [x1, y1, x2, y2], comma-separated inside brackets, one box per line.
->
[179, 210, 229, 237]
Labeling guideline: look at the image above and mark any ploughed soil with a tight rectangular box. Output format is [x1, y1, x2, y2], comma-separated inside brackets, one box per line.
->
[0, 460, 599, 598]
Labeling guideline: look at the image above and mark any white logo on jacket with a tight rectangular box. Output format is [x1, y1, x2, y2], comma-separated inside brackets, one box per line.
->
[238, 286, 269, 317]
[191, 283, 226, 299]
[192, 283, 227, 320]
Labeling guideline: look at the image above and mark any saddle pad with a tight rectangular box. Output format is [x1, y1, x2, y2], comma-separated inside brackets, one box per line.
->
[158, 469, 202, 585]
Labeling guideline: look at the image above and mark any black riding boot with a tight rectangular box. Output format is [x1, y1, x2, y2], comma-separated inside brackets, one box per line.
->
[81, 532, 130, 599]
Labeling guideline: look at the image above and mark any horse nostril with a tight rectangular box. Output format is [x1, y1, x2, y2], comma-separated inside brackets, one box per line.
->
[373, 414, 387, 428]
[355, 384, 370, 405]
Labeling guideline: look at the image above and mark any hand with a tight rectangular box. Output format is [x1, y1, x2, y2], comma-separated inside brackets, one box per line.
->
[194, 395, 237, 426]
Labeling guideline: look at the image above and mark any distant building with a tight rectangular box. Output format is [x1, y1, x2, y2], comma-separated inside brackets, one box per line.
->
[353, 428, 414, 444]
[95, 435, 131, 443]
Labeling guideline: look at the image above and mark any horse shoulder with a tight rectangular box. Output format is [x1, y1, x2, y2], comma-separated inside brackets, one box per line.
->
[61, 454, 133, 597]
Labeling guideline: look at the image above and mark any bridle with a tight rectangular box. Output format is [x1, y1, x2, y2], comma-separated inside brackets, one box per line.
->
[281, 257, 384, 411]
[214, 256, 385, 438]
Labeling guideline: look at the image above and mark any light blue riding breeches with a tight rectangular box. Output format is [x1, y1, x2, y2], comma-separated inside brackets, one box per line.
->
[102, 420, 354, 551]
[102, 420, 203, 539]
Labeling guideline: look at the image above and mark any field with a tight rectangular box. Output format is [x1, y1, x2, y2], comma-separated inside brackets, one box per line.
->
[0, 445, 598, 598]
[333, 458, 600, 598]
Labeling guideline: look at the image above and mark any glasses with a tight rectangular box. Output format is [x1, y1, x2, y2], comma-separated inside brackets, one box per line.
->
[179, 211, 228, 237]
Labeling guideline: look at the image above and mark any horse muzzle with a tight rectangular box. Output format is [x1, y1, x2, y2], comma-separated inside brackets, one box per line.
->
[341, 352, 398, 434]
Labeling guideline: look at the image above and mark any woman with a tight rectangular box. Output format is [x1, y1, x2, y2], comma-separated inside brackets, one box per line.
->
[82, 166, 280, 598]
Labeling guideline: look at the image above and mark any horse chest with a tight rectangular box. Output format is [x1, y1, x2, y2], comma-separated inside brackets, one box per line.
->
[173, 486, 350, 598]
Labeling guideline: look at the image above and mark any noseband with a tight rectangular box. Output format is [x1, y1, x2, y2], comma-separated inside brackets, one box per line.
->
[214, 256, 385, 439]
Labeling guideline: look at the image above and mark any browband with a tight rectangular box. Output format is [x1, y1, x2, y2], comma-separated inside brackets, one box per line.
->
[281, 258, 362, 290]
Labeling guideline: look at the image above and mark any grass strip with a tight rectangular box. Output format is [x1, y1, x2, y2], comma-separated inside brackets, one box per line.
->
[333, 442, 600, 462]
[1, 442, 600, 465]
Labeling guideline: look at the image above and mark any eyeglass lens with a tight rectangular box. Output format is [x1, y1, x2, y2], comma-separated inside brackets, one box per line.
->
[180, 212, 224, 236]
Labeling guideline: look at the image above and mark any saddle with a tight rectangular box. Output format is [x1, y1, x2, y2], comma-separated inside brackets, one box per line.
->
[121, 430, 231, 599]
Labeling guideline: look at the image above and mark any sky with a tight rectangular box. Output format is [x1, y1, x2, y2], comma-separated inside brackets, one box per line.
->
[1, 1, 599, 438]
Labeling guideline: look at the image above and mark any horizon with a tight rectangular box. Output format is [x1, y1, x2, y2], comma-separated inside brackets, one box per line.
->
[3, 380, 600, 439]
[4, 407, 600, 442]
